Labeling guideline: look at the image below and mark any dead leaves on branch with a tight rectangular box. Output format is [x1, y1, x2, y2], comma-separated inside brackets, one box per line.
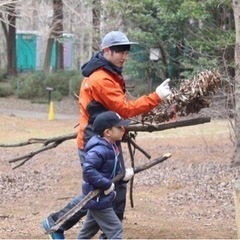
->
[141, 70, 221, 124]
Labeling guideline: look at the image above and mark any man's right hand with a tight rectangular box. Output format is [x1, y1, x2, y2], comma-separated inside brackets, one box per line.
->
[104, 183, 115, 195]
[156, 78, 172, 100]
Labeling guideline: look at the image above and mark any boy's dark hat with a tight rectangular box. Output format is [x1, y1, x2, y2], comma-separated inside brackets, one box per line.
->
[93, 111, 130, 135]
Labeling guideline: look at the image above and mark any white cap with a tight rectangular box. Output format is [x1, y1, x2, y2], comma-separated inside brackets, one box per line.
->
[101, 31, 138, 49]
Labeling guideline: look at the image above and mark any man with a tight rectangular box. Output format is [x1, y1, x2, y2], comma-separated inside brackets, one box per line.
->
[42, 31, 171, 239]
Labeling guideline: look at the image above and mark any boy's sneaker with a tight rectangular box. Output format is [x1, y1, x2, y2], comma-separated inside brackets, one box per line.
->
[42, 218, 65, 239]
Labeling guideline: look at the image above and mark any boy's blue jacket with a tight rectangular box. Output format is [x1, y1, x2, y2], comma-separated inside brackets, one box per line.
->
[82, 135, 122, 209]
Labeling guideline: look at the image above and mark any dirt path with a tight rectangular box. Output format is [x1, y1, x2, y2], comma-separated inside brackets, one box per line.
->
[0, 97, 238, 239]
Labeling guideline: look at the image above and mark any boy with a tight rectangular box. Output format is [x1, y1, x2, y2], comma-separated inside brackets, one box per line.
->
[77, 111, 134, 239]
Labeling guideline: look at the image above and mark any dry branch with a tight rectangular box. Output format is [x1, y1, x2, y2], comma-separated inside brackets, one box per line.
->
[123, 135, 151, 159]
[2, 116, 210, 169]
[9, 140, 64, 170]
[47, 153, 171, 233]
[128, 116, 211, 132]
[127, 139, 135, 208]
[1, 116, 210, 149]
[0, 133, 76, 147]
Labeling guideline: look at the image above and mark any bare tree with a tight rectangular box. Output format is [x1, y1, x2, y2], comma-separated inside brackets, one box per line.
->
[0, 0, 19, 76]
[61, 0, 95, 68]
[44, 0, 64, 72]
[232, 0, 240, 166]
[92, 0, 101, 52]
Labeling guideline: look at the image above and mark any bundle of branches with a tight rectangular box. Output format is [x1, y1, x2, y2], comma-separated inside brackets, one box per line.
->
[141, 70, 221, 124]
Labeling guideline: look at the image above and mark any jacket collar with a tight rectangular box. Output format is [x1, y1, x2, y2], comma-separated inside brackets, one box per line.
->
[81, 52, 123, 77]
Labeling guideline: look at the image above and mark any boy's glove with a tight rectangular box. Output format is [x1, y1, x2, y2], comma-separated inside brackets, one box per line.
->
[104, 183, 115, 195]
[123, 168, 134, 181]
[156, 78, 171, 100]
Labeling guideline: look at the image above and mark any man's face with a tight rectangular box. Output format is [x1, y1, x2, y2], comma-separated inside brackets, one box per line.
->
[104, 48, 129, 68]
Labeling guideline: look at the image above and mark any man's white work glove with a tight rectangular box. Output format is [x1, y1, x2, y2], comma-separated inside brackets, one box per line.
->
[104, 183, 115, 195]
[156, 78, 171, 100]
[123, 168, 134, 181]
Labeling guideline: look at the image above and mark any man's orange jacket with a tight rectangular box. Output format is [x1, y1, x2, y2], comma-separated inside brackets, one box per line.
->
[77, 67, 161, 150]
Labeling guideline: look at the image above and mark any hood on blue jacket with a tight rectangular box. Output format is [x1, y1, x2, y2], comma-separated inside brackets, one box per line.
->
[81, 52, 123, 77]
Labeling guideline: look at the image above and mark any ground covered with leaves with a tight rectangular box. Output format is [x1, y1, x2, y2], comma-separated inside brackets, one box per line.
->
[0, 97, 238, 239]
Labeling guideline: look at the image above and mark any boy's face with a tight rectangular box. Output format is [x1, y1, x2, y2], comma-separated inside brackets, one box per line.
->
[105, 126, 125, 142]
[104, 48, 129, 68]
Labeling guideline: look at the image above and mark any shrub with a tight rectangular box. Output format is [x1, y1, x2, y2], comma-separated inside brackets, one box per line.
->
[9, 70, 83, 101]
[44, 70, 82, 99]
[0, 83, 14, 97]
[17, 72, 46, 99]
[69, 74, 82, 95]
[0, 70, 8, 82]
[51, 90, 63, 101]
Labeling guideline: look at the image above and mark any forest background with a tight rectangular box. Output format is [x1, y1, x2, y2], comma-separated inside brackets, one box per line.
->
[0, 0, 234, 100]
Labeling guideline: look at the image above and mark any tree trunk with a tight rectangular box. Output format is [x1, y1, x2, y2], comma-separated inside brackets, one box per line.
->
[43, 0, 64, 72]
[54, 0, 63, 70]
[56, 37, 64, 70]
[43, 38, 54, 72]
[232, 0, 240, 166]
[32, 0, 38, 30]
[2, 3, 17, 76]
[92, 0, 101, 52]
[8, 18, 17, 76]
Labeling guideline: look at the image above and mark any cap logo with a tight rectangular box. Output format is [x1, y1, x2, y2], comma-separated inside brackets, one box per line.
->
[115, 113, 121, 119]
